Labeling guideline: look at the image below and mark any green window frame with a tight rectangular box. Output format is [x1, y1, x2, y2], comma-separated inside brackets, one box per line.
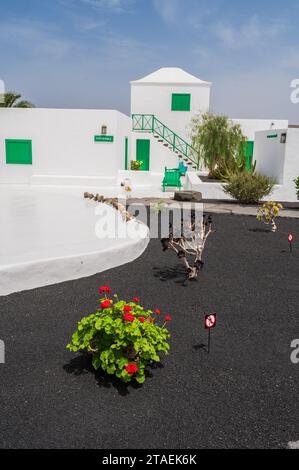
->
[171, 94, 191, 111]
[5, 139, 32, 165]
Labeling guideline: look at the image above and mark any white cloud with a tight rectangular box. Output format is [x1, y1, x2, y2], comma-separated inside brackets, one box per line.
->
[213, 15, 286, 49]
[80, 0, 135, 13]
[152, 0, 182, 24]
[0, 20, 74, 60]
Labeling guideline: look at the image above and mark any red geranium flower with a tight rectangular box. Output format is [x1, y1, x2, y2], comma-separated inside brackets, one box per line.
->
[101, 300, 112, 309]
[165, 316, 172, 322]
[138, 317, 146, 323]
[124, 305, 133, 313]
[99, 286, 111, 293]
[125, 363, 138, 376]
[133, 297, 140, 303]
[124, 313, 135, 322]
[155, 309, 161, 315]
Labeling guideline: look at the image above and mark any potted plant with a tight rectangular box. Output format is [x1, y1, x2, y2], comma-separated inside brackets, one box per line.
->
[130, 160, 143, 171]
[67, 287, 172, 384]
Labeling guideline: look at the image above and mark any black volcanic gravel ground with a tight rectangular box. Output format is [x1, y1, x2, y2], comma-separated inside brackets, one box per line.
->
[0, 213, 298, 449]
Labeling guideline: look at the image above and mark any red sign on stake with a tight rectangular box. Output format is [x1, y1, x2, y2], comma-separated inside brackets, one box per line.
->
[205, 314, 217, 330]
[288, 233, 294, 243]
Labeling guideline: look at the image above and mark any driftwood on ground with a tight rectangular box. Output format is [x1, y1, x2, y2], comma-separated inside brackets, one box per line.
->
[84, 193, 134, 222]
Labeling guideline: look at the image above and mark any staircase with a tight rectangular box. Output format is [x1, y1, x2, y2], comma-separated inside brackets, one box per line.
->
[132, 114, 200, 170]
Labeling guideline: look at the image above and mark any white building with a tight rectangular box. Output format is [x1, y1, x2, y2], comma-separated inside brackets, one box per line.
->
[0, 67, 296, 200]
[254, 128, 299, 201]
[0, 108, 131, 187]
[130, 68, 288, 175]
[130, 67, 211, 174]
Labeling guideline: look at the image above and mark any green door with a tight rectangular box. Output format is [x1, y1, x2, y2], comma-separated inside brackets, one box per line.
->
[245, 141, 254, 171]
[136, 139, 150, 171]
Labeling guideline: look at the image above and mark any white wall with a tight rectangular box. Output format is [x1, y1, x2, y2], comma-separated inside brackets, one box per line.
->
[131, 83, 211, 142]
[0, 108, 131, 185]
[254, 129, 287, 184]
[232, 119, 289, 141]
[283, 129, 299, 185]
[254, 128, 299, 201]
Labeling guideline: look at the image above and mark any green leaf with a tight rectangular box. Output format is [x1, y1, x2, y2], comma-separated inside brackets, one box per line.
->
[92, 355, 102, 371]
[136, 375, 146, 384]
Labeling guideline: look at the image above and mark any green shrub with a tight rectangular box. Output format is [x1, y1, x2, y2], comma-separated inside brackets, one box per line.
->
[294, 177, 299, 200]
[223, 172, 276, 204]
[67, 287, 171, 384]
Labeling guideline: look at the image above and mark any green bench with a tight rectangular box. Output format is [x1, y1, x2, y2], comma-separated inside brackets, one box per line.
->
[162, 168, 182, 192]
[178, 161, 188, 176]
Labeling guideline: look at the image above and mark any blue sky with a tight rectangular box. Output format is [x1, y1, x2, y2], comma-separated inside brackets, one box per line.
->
[1, 0, 299, 121]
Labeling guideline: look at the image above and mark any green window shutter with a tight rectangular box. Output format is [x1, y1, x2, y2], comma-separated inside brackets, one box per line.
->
[171, 94, 191, 111]
[5, 140, 32, 165]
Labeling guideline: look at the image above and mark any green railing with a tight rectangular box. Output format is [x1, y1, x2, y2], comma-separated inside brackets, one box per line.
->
[132, 114, 200, 169]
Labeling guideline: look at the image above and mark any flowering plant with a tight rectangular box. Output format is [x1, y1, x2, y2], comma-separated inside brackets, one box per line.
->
[130, 160, 143, 171]
[257, 201, 283, 232]
[67, 288, 171, 384]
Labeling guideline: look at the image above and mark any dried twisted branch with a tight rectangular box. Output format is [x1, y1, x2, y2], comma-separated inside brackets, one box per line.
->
[161, 214, 214, 280]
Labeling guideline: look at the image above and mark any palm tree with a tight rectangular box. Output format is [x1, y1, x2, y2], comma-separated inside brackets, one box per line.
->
[0, 92, 35, 108]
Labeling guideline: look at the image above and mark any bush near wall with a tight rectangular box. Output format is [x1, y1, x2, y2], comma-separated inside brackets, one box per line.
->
[223, 172, 276, 204]
[294, 177, 299, 200]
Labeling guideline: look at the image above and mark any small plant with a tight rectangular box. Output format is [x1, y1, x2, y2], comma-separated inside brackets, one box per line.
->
[161, 214, 214, 280]
[124, 184, 132, 196]
[130, 160, 143, 171]
[257, 201, 283, 232]
[223, 172, 276, 204]
[153, 199, 167, 213]
[67, 287, 171, 384]
[294, 177, 299, 200]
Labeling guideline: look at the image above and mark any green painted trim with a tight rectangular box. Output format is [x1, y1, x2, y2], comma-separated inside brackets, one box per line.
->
[94, 135, 114, 143]
[171, 93, 191, 111]
[5, 139, 32, 165]
[132, 114, 199, 168]
[124, 137, 128, 170]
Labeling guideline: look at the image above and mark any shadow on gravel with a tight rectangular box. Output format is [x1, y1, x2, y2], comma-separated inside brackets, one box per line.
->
[63, 354, 164, 396]
[193, 343, 208, 353]
[248, 228, 272, 234]
[153, 265, 189, 286]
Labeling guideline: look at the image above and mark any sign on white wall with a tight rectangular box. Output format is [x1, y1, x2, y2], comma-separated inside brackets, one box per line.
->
[94, 135, 114, 143]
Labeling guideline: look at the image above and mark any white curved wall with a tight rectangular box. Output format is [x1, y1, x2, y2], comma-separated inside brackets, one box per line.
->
[0, 187, 150, 296]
